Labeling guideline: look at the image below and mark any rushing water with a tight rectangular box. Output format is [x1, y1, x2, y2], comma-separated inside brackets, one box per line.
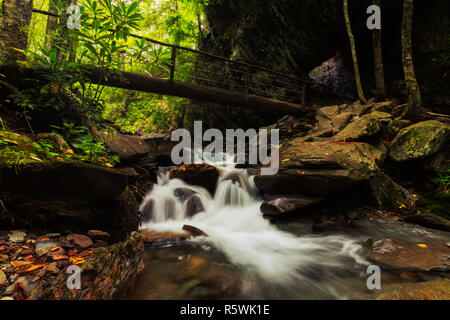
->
[135, 155, 374, 299]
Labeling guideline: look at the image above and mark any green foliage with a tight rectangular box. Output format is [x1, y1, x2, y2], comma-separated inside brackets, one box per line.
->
[417, 170, 450, 219]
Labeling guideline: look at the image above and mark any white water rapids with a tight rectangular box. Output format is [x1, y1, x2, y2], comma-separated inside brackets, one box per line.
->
[139, 154, 370, 299]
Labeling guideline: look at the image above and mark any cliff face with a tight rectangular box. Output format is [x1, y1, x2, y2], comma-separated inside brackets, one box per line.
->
[187, 0, 449, 129]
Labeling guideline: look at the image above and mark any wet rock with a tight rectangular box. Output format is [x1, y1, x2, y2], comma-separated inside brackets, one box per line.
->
[361, 111, 392, 121]
[333, 117, 381, 141]
[403, 214, 450, 232]
[389, 120, 450, 161]
[8, 231, 26, 243]
[142, 231, 190, 245]
[256, 141, 384, 196]
[367, 237, 450, 271]
[66, 234, 93, 249]
[370, 279, 450, 300]
[174, 188, 197, 202]
[185, 195, 205, 217]
[182, 225, 208, 237]
[87, 230, 110, 241]
[169, 164, 220, 195]
[260, 195, 323, 217]
[369, 174, 416, 213]
[140, 199, 154, 223]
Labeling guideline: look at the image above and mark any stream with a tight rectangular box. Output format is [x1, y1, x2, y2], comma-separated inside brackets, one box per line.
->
[125, 155, 448, 300]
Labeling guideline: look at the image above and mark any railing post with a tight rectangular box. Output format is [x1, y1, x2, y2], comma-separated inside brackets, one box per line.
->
[169, 47, 177, 82]
[244, 65, 251, 102]
[301, 81, 307, 106]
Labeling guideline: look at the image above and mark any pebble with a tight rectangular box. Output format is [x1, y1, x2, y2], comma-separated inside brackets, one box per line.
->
[66, 234, 93, 249]
[8, 231, 26, 243]
[35, 241, 60, 256]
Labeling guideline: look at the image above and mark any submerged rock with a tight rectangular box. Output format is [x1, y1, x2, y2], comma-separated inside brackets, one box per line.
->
[182, 225, 208, 237]
[260, 195, 323, 217]
[389, 120, 450, 161]
[255, 140, 384, 196]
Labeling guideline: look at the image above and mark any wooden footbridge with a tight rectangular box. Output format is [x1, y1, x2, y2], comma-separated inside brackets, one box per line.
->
[31, 9, 311, 116]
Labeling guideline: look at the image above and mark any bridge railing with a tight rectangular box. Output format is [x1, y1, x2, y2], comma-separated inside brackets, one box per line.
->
[31, 8, 309, 106]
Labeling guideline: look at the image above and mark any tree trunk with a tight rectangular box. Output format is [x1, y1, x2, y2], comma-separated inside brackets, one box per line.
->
[45, 0, 77, 62]
[402, 0, 422, 118]
[343, 0, 366, 103]
[372, 0, 385, 100]
[0, 0, 33, 66]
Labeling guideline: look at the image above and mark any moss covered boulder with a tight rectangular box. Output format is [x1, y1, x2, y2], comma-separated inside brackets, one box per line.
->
[389, 120, 450, 162]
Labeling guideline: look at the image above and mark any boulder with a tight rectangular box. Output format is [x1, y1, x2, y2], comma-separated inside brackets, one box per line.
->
[169, 164, 220, 195]
[185, 195, 205, 217]
[96, 131, 152, 162]
[389, 120, 450, 162]
[369, 174, 416, 213]
[87, 230, 110, 241]
[424, 148, 450, 173]
[366, 237, 450, 272]
[255, 140, 384, 196]
[260, 195, 323, 217]
[0, 160, 129, 200]
[317, 105, 340, 120]
[385, 119, 412, 140]
[333, 117, 381, 141]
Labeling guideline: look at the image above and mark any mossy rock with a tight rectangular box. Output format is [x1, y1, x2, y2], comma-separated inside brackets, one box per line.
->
[333, 117, 381, 141]
[389, 120, 450, 161]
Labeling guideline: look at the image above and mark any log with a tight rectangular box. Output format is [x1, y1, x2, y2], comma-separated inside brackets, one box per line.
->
[85, 67, 309, 116]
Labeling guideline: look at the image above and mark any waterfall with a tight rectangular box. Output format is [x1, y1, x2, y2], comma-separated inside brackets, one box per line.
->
[139, 154, 369, 299]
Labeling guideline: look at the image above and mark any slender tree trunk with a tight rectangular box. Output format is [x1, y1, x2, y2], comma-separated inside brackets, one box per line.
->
[45, 0, 77, 62]
[0, 0, 33, 66]
[402, 0, 422, 118]
[372, 0, 385, 100]
[343, 0, 366, 103]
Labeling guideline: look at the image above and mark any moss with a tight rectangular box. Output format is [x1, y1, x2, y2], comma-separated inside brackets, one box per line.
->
[389, 121, 450, 161]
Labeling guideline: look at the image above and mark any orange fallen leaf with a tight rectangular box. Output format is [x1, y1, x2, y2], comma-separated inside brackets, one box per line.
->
[66, 149, 74, 155]
[29, 156, 42, 162]
[105, 163, 113, 168]
[416, 244, 427, 248]
[52, 255, 69, 261]
[70, 257, 85, 265]
[11, 261, 32, 267]
[3, 139, 19, 145]
[56, 157, 64, 162]
[23, 264, 45, 273]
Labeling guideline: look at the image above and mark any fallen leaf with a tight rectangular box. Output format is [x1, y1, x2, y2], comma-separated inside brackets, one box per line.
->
[29, 156, 42, 162]
[105, 163, 113, 168]
[52, 255, 69, 261]
[11, 261, 32, 267]
[23, 264, 45, 273]
[417, 244, 428, 248]
[3, 139, 19, 145]
[70, 257, 85, 265]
